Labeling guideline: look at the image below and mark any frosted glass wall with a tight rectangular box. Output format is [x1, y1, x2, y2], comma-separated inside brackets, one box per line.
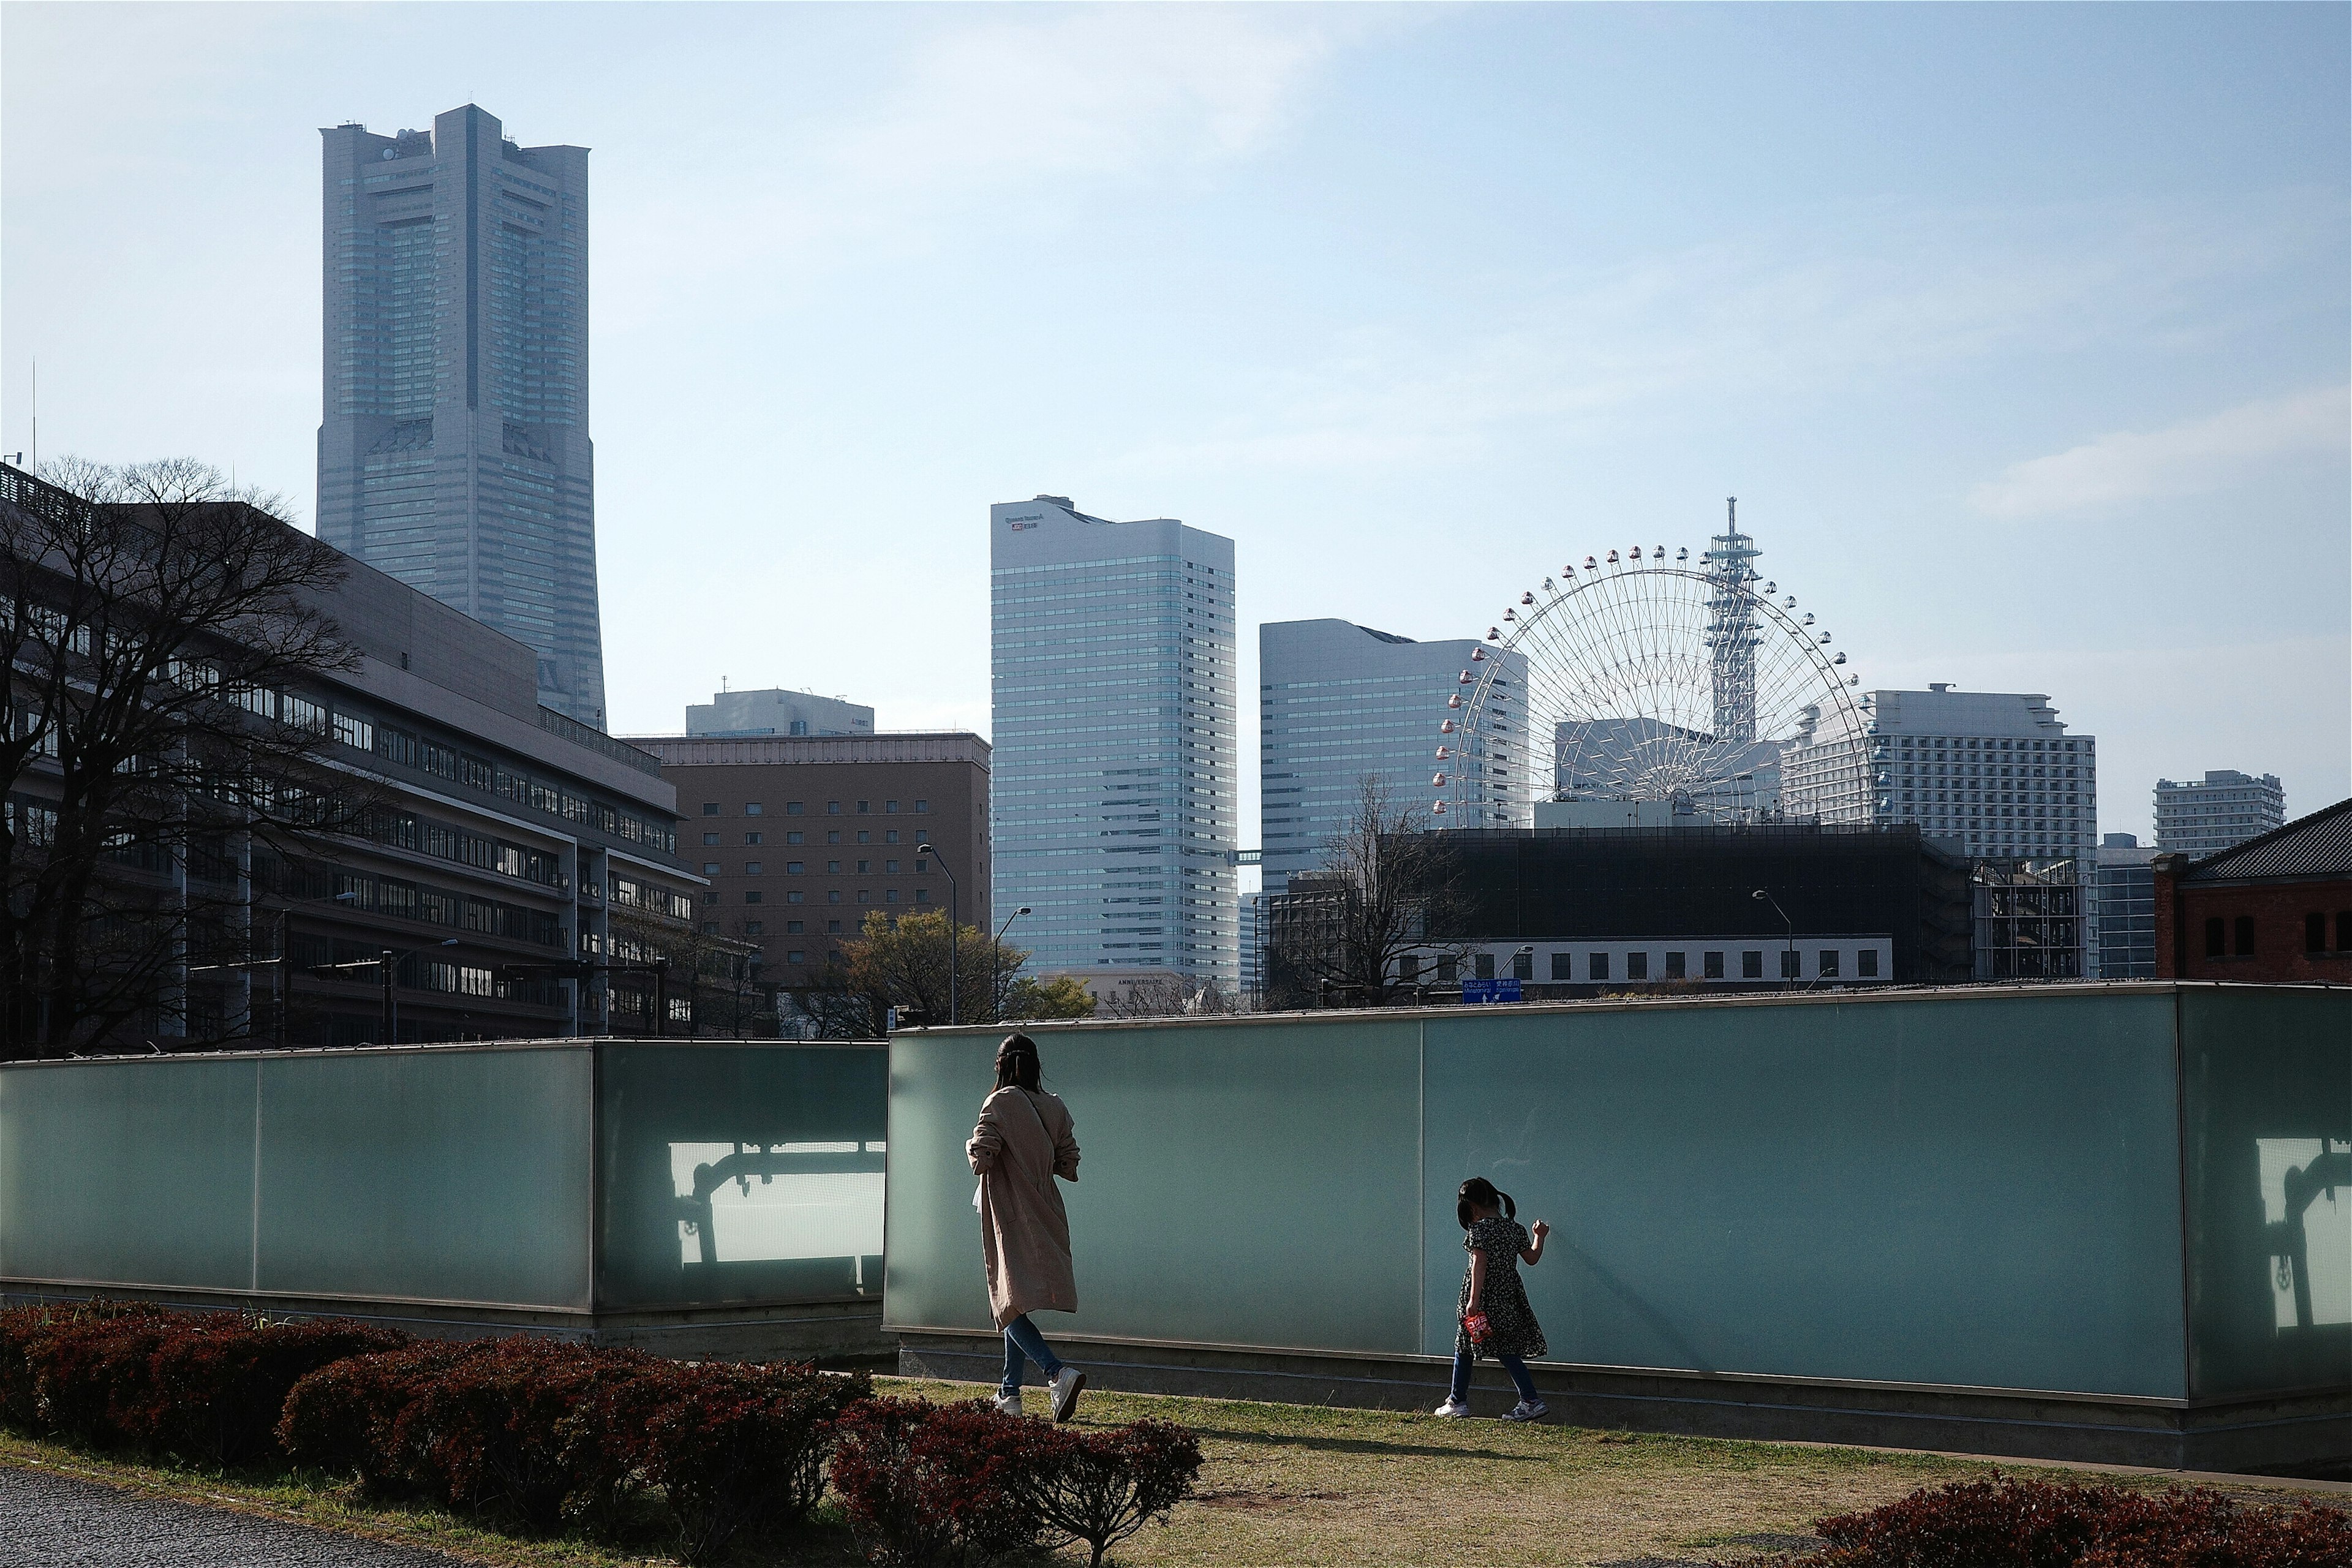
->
[1, 1041, 887, 1316]
[886, 989, 2352, 1402]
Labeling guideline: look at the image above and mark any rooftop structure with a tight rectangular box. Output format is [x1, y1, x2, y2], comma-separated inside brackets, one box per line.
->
[685, 688, 875, 739]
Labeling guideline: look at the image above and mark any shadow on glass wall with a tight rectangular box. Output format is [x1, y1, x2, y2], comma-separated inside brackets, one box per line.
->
[598, 1044, 888, 1311]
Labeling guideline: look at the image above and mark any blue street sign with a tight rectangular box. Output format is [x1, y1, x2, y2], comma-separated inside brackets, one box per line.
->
[1461, 978, 1522, 1004]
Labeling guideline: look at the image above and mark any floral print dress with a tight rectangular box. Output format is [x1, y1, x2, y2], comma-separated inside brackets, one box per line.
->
[1455, 1216, 1547, 1361]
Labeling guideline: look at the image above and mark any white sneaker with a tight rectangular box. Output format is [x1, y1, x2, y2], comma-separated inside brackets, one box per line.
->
[993, 1392, 1023, 1417]
[1504, 1398, 1549, 1422]
[1433, 1396, 1472, 1418]
[1048, 1365, 1087, 1422]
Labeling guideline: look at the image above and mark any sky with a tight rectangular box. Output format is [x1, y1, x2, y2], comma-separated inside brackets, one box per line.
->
[4, 1, 2347, 848]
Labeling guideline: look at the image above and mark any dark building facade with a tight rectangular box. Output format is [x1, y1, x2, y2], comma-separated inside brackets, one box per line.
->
[2154, 797, 2352, 984]
[630, 735, 991, 1025]
[2, 463, 703, 1049]
[1414, 824, 1973, 993]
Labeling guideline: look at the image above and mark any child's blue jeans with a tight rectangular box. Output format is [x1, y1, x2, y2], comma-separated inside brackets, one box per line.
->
[1000, 1313, 1063, 1398]
[1450, 1349, 1538, 1405]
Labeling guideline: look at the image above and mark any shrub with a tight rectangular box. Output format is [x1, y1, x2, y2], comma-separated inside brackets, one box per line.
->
[1017, 1417, 1203, 1568]
[388, 1336, 665, 1533]
[23, 1312, 181, 1447]
[0, 1300, 170, 1434]
[128, 1316, 410, 1466]
[829, 1396, 1039, 1567]
[568, 1359, 873, 1563]
[1810, 1477, 2352, 1568]
[277, 1339, 490, 1494]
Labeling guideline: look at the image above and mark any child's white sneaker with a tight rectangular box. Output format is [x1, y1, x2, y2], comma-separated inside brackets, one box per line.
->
[1049, 1365, 1087, 1422]
[993, 1392, 1023, 1417]
[1504, 1398, 1549, 1422]
[1433, 1396, 1472, 1418]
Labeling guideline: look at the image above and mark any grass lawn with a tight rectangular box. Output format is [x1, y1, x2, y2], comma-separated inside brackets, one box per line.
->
[4, 1376, 2343, 1568]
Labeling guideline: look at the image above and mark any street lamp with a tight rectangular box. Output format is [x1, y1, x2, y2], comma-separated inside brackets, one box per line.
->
[1751, 888, 1795, 985]
[923, 837, 958, 1027]
[992, 907, 1032, 1022]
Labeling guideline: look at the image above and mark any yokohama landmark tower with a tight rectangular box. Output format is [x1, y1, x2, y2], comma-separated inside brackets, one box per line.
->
[317, 105, 606, 726]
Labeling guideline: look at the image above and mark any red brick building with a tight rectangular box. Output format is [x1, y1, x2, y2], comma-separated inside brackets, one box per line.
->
[630, 733, 991, 1006]
[2153, 796, 2352, 982]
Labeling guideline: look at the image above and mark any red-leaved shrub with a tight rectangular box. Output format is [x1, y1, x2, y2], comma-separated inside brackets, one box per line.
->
[277, 1339, 492, 1494]
[387, 1336, 665, 1532]
[1016, 1417, 1203, 1568]
[828, 1396, 1040, 1567]
[127, 1316, 410, 1466]
[566, 1359, 872, 1563]
[21, 1312, 180, 1447]
[1811, 1477, 2352, 1568]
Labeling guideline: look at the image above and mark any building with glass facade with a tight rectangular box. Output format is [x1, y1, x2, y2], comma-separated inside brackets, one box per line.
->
[1259, 619, 1519, 895]
[990, 496, 1237, 991]
[317, 105, 607, 727]
[2094, 832, 2158, 979]
[2154, 769, 2286, 857]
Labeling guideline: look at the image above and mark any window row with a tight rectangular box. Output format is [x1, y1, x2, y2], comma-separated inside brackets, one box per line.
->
[700, 798, 931, 817]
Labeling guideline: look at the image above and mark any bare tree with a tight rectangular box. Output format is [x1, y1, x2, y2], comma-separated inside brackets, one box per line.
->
[1265, 775, 1466, 1008]
[0, 459, 379, 1057]
[1093, 973, 1237, 1019]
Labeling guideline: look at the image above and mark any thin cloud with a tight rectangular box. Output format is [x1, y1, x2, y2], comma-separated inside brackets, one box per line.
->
[1970, 385, 2351, 520]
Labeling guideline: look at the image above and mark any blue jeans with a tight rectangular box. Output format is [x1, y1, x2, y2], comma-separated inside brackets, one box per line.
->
[1450, 1349, 1537, 1404]
[1000, 1313, 1063, 1398]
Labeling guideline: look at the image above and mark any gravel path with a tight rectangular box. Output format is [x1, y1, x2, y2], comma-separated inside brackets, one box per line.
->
[0, 1464, 472, 1567]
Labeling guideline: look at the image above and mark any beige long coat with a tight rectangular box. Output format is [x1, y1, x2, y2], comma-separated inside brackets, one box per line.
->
[967, 1086, 1080, 1329]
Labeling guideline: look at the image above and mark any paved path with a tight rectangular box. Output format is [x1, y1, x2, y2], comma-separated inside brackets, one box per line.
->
[0, 1465, 470, 1567]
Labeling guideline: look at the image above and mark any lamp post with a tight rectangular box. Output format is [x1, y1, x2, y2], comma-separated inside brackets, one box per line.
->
[382, 938, 461, 1042]
[1752, 888, 1795, 986]
[925, 838, 958, 1027]
[991, 907, 1032, 1022]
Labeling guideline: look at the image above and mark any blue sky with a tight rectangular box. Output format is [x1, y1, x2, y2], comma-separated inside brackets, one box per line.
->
[5, 2, 2346, 843]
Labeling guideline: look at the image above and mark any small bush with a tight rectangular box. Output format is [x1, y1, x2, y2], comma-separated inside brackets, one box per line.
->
[24, 1313, 179, 1447]
[829, 1396, 1039, 1567]
[569, 1359, 873, 1563]
[0, 1300, 170, 1435]
[388, 1336, 665, 1533]
[129, 1316, 410, 1466]
[1810, 1477, 2352, 1568]
[1018, 1417, 1203, 1568]
[277, 1339, 489, 1494]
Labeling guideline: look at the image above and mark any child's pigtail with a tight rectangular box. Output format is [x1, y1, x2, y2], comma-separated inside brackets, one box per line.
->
[1498, 1190, 1517, 1222]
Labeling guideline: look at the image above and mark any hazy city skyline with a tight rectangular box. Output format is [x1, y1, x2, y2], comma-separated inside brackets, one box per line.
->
[4, 2, 2345, 845]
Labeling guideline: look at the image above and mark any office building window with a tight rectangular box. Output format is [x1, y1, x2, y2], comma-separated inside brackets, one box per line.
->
[786, 920, 804, 934]
[745, 862, 761, 875]
[786, 802, 804, 815]
[703, 892, 718, 905]
[857, 800, 870, 815]
[1743, 951, 1763, 979]
[885, 889, 899, 903]
[1858, 949, 1879, 978]
[827, 920, 843, 934]
[828, 801, 842, 815]
[702, 832, 719, 846]
[786, 831, 804, 845]
[1780, 950, 1801, 979]
[1704, 951, 1724, 979]
[786, 861, 804, 874]
[827, 891, 842, 903]
[1474, 953, 1494, 980]
[886, 801, 899, 814]
[701, 803, 718, 816]
[703, 862, 720, 875]
[1512, 950, 1533, 981]
[915, 799, 930, 813]
[786, 891, 804, 903]
[745, 921, 763, 935]
[1550, 952, 1571, 981]
[916, 889, 930, 903]
[745, 803, 763, 816]
[745, 891, 762, 904]
[1437, 957, 1458, 983]
[1626, 951, 1649, 981]
[788, 950, 806, 964]
[1819, 949, 1840, 978]
[1664, 951, 1686, 979]
[745, 832, 762, 845]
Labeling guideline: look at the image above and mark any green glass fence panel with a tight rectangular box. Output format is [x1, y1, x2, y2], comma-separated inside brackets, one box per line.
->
[0, 1058, 257, 1291]
[2181, 987, 2352, 1401]
[888, 1020, 1425, 1352]
[1423, 993, 2188, 1397]
[255, 1046, 592, 1308]
[597, 1042, 889, 1311]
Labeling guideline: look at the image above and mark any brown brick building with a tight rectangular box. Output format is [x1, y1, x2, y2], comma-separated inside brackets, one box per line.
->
[2153, 796, 2352, 982]
[630, 734, 991, 1007]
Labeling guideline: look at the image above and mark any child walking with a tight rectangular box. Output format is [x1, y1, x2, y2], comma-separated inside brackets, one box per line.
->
[1436, 1177, 1550, 1421]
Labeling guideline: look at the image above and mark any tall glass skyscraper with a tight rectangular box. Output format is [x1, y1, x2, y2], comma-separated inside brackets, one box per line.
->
[317, 104, 606, 726]
[1260, 619, 1518, 894]
[990, 496, 1237, 990]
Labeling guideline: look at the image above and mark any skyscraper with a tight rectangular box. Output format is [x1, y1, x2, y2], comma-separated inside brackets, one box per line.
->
[2153, 770, 2286, 856]
[991, 496, 1237, 991]
[1259, 618, 1517, 893]
[318, 105, 606, 726]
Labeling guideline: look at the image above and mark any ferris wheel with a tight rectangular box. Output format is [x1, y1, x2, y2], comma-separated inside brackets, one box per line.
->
[1433, 503, 1864, 826]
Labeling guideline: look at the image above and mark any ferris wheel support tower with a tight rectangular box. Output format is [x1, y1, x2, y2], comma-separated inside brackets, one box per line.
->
[1703, 497, 1763, 745]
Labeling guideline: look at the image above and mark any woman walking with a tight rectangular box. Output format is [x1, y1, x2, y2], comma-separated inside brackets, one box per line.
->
[968, 1031, 1086, 1421]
